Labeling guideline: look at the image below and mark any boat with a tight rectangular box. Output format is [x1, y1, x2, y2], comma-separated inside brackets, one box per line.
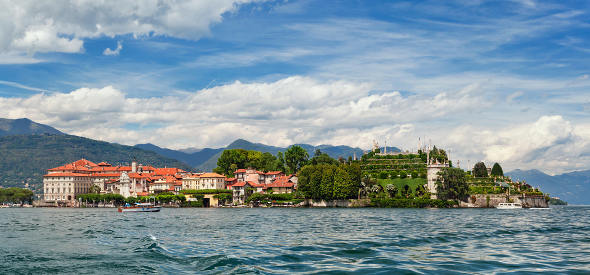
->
[118, 203, 161, 212]
[496, 202, 523, 209]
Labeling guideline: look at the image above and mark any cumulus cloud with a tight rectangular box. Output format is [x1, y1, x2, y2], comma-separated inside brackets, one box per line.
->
[0, 76, 483, 148]
[0, 76, 587, 173]
[103, 41, 123, 56]
[446, 116, 590, 174]
[0, 0, 260, 58]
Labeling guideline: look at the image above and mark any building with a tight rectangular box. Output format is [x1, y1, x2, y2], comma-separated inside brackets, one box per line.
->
[263, 175, 297, 194]
[43, 159, 188, 203]
[234, 168, 285, 185]
[43, 159, 95, 202]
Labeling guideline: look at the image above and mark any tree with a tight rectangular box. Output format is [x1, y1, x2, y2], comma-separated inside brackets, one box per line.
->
[89, 184, 101, 194]
[436, 167, 469, 201]
[311, 153, 338, 166]
[491, 163, 504, 177]
[473, 162, 488, 178]
[386, 184, 398, 198]
[285, 145, 309, 174]
[275, 151, 286, 173]
[214, 149, 247, 176]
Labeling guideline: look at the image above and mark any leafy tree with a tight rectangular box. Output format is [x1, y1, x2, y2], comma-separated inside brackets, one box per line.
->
[399, 170, 408, 179]
[285, 145, 309, 174]
[320, 165, 335, 200]
[436, 167, 469, 201]
[379, 171, 389, 179]
[89, 185, 101, 194]
[473, 162, 488, 178]
[275, 151, 286, 173]
[386, 184, 398, 198]
[214, 149, 246, 176]
[311, 153, 338, 166]
[491, 162, 504, 177]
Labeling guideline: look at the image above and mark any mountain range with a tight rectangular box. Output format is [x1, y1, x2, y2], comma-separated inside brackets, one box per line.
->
[136, 139, 382, 172]
[506, 169, 590, 205]
[3, 117, 589, 204]
[0, 118, 63, 136]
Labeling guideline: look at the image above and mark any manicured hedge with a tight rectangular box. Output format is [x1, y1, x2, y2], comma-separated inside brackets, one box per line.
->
[370, 198, 457, 208]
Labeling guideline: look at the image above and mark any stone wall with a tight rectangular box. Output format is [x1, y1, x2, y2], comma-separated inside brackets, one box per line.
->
[300, 199, 371, 207]
[459, 194, 548, 208]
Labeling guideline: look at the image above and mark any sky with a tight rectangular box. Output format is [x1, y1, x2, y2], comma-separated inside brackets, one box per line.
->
[0, 0, 589, 174]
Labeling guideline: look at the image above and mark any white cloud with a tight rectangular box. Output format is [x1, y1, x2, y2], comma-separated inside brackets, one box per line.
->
[0, 77, 587, 174]
[0, 76, 481, 147]
[445, 116, 590, 174]
[103, 41, 123, 56]
[0, 0, 262, 57]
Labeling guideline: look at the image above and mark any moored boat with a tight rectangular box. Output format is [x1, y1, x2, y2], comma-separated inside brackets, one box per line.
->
[496, 202, 523, 209]
[118, 203, 161, 212]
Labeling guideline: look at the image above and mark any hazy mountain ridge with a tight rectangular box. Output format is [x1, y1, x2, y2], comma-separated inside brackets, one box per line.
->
[136, 138, 380, 172]
[506, 169, 590, 204]
[0, 134, 193, 192]
[0, 118, 63, 136]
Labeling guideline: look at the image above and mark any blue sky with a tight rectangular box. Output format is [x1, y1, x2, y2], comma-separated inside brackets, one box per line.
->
[0, 0, 589, 174]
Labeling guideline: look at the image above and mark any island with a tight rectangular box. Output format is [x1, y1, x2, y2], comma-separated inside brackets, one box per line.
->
[3, 143, 551, 209]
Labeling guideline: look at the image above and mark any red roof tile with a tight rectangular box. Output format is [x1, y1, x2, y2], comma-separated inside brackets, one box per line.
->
[44, 172, 91, 177]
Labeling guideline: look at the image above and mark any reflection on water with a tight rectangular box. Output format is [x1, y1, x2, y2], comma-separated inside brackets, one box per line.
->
[1, 206, 589, 274]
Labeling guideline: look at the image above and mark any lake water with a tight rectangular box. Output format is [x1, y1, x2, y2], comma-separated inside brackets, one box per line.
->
[1, 206, 589, 274]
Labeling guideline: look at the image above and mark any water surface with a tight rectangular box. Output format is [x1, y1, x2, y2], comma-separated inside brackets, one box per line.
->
[1, 206, 589, 274]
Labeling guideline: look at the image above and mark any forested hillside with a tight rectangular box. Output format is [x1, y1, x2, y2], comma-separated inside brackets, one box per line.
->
[0, 134, 192, 192]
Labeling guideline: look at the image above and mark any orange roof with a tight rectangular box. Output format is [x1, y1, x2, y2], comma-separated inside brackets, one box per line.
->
[231, 181, 249, 187]
[137, 192, 149, 196]
[153, 168, 185, 176]
[89, 166, 131, 172]
[128, 172, 150, 179]
[225, 177, 236, 181]
[265, 176, 295, 188]
[248, 181, 265, 188]
[235, 169, 246, 173]
[91, 173, 121, 177]
[97, 162, 111, 166]
[200, 172, 225, 178]
[265, 171, 284, 175]
[44, 172, 91, 177]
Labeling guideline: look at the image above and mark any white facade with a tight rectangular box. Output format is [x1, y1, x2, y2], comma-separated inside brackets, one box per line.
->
[43, 174, 92, 202]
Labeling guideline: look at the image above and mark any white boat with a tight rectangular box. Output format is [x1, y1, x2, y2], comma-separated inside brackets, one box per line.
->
[496, 202, 523, 209]
[118, 203, 161, 212]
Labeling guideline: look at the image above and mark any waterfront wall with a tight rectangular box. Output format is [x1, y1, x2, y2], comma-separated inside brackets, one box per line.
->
[300, 199, 371, 207]
[459, 194, 548, 208]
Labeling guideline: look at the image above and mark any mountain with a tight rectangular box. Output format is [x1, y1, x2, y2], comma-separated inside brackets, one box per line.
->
[506, 169, 590, 205]
[136, 138, 385, 172]
[0, 118, 63, 136]
[0, 134, 193, 193]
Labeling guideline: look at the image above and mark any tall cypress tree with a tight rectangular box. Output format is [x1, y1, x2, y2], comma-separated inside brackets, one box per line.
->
[491, 163, 504, 177]
[473, 162, 488, 177]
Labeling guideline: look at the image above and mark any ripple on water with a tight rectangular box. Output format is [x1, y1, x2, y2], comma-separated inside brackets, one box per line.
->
[1, 207, 590, 274]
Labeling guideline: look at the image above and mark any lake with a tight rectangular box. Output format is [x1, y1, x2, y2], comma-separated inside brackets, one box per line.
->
[1, 206, 589, 274]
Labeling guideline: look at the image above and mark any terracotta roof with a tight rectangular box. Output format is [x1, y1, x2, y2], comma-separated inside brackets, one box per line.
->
[200, 172, 225, 178]
[153, 168, 185, 176]
[231, 181, 248, 187]
[44, 172, 91, 177]
[91, 173, 121, 177]
[97, 162, 111, 166]
[265, 171, 284, 175]
[248, 181, 265, 188]
[128, 172, 151, 179]
[265, 176, 295, 188]
[137, 192, 149, 196]
[89, 166, 131, 172]
[235, 169, 246, 173]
